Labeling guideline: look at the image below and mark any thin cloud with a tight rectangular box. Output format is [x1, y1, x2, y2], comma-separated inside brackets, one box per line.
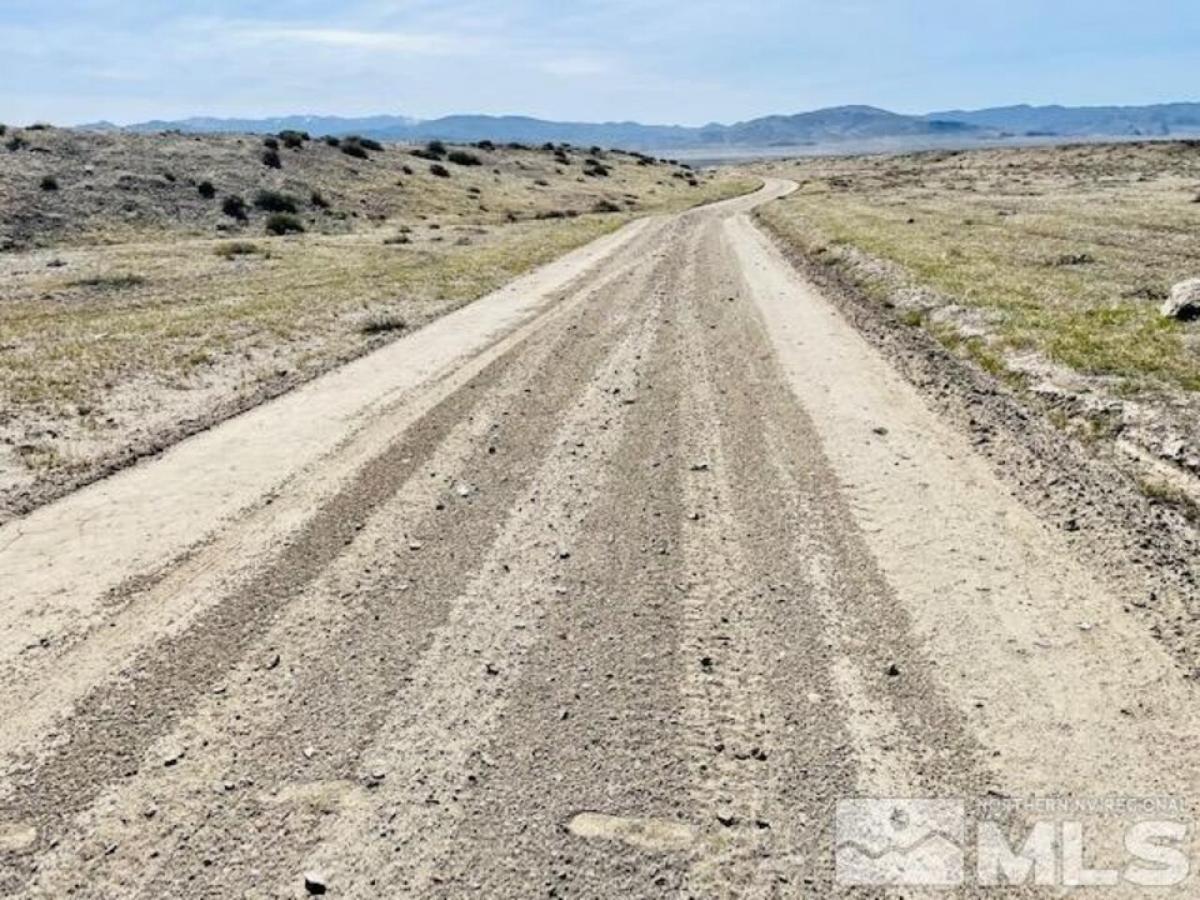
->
[238, 27, 488, 56]
[539, 57, 612, 77]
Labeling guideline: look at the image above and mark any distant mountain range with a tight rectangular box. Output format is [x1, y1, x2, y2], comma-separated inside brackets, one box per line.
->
[81, 102, 1200, 151]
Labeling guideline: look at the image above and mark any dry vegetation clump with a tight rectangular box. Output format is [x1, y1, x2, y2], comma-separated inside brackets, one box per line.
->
[447, 149, 482, 167]
[222, 195, 248, 220]
[213, 240, 264, 259]
[264, 212, 304, 235]
[253, 189, 299, 213]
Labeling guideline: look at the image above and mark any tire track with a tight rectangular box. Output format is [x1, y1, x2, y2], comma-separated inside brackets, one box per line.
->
[409, 239, 694, 898]
[0, 221, 684, 896]
[287, 279, 670, 898]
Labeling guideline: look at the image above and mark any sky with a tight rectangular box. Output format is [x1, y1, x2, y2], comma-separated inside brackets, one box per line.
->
[2, 1, 1198, 126]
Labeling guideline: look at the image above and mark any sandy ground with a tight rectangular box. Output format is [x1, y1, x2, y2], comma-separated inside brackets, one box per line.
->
[1, 180, 1198, 897]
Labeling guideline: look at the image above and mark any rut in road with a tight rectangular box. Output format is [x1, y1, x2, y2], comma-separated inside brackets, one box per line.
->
[1, 181, 1198, 898]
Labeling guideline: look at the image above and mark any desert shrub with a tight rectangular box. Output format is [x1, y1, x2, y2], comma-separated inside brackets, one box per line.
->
[40, 175, 59, 191]
[357, 136, 384, 152]
[254, 189, 299, 213]
[279, 130, 309, 148]
[506, 142, 529, 150]
[310, 190, 330, 209]
[262, 136, 280, 150]
[69, 273, 145, 290]
[592, 199, 621, 213]
[589, 146, 604, 157]
[401, 164, 414, 175]
[0, 124, 6, 137]
[383, 234, 411, 245]
[584, 161, 611, 177]
[340, 139, 370, 160]
[447, 149, 482, 166]
[27, 122, 51, 131]
[475, 140, 495, 151]
[323, 135, 341, 147]
[222, 195, 249, 220]
[411, 140, 447, 161]
[360, 313, 407, 335]
[261, 148, 282, 168]
[430, 163, 451, 178]
[197, 180, 216, 199]
[264, 213, 304, 235]
[214, 241, 263, 259]
[6, 135, 27, 152]
[1052, 253, 1096, 267]
[533, 178, 549, 187]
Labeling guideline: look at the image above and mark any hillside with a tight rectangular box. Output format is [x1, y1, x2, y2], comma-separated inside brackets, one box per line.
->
[0, 126, 710, 250]
[0, 126, 756, 516]
[78, 101, 1200, 150]
[926, 102, 1200, 136]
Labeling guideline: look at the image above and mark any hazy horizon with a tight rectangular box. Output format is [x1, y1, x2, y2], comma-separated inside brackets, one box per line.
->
[2, 1, 1198, 127]
[59, 99, 1200, 132]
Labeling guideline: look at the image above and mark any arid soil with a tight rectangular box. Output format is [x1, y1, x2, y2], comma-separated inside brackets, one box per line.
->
[0, 127, 752, 521]
[1, 180, 1198, 897]
[754, 142, 1200, 518]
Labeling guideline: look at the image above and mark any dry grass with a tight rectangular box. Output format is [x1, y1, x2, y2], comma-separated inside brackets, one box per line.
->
[0, 129, 756, 507]
[756, 142, 1200, 393]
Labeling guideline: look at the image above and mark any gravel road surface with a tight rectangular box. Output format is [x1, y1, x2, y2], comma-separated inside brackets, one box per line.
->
[1, 180, 1197, 897]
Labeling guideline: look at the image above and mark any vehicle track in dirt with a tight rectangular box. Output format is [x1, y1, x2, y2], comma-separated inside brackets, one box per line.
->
[1, 180, 1198, 898]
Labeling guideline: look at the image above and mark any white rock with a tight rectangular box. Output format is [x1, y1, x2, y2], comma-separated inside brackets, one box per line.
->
[1161, 279, 1200, 320]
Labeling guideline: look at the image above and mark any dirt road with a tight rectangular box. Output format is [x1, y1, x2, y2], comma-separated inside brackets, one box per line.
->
[1, 180, 1198, 897]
